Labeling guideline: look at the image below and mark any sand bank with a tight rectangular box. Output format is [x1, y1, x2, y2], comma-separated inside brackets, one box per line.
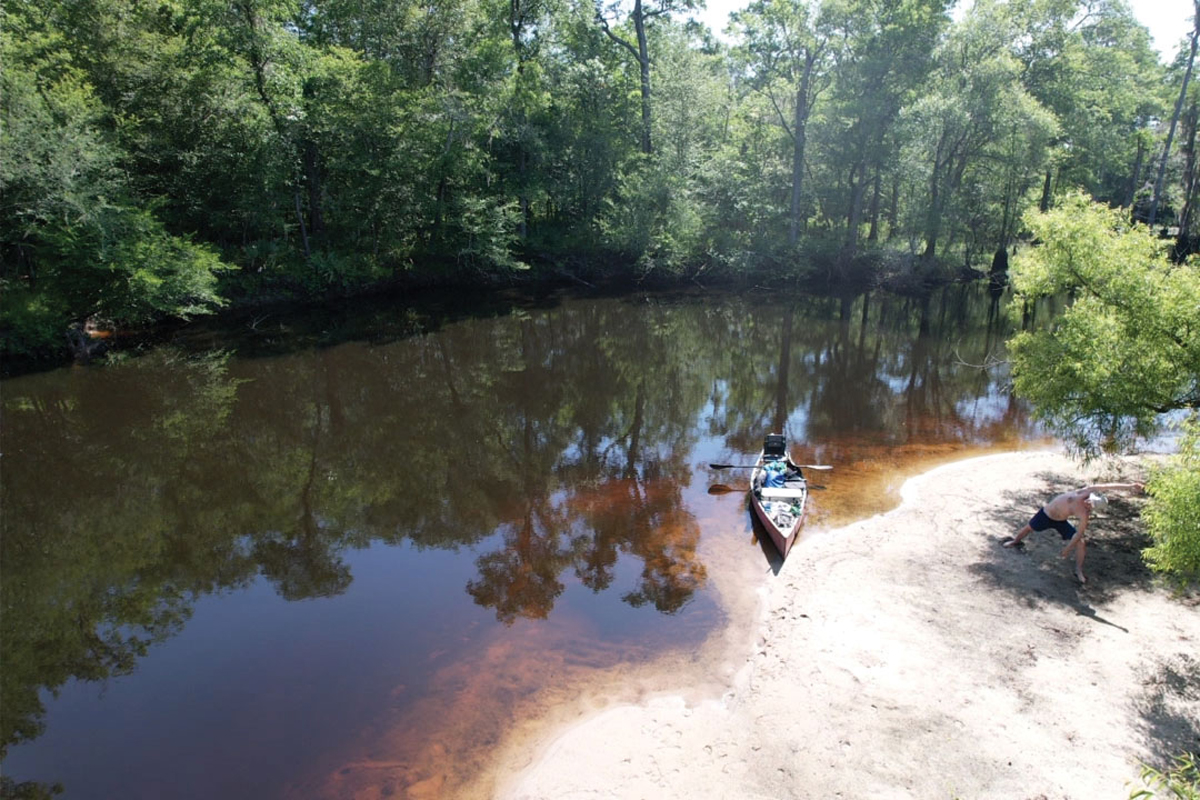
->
[497, 450, 1200, 800]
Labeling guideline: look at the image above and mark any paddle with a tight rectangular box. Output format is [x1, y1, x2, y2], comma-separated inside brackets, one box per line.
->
[709, 463, 833, 470]
[708, 483, 825, 494]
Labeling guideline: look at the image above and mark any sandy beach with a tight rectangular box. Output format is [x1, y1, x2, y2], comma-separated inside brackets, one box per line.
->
[492, 449, 1200, 800]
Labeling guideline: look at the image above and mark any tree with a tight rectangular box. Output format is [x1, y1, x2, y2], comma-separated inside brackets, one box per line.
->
[900, 0, 1057, 264]
[1150, 1, 1200, 227]
[598, 23, 725, 271]
[500, 0, 555, 239]
[1006, 194, 1200, 456]
[731, 0, 832, 245]
[819, 0, 949, 253]
[1014, 0, 1163, 212]
[0, 4, 228, 358]
[594, 0, 697, 153]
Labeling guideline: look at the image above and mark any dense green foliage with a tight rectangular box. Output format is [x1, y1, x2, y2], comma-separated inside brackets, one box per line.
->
[0, 0, 1184, 358]
[0, 7, 229, 356]
[1007, 195, 1200, 455]
[1144, 416, 1200, 585]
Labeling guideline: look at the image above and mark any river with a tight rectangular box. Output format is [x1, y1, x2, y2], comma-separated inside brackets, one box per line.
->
[0, 285, 1047, 798]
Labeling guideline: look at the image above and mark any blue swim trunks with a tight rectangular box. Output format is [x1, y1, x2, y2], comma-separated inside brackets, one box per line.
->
[1029, 507, 1076, 540]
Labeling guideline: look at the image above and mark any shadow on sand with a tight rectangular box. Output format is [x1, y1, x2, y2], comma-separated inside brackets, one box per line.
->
[968, 469, 1199, 766]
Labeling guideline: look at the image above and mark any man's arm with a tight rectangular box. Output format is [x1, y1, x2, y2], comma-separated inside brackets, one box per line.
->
[1079, 482, 1144, 494]
[1076, 508, 1090, 536]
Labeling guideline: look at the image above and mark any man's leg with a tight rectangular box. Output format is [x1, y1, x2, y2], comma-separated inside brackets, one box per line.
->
[1061, 535, 1087, 583]
[1004, 523, 1033, 547]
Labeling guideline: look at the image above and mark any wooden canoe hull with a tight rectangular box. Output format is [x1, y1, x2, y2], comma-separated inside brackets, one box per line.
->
[749, 451, 808, 559]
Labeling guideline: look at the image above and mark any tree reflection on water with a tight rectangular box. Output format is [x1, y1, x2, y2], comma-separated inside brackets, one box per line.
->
[0, 285, 1036, 797]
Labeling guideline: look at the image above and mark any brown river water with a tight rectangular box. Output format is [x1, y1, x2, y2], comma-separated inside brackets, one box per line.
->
[0, 286, 1048, 798]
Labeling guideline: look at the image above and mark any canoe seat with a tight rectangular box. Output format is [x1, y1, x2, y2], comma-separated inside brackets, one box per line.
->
[760, 487, 806, 500]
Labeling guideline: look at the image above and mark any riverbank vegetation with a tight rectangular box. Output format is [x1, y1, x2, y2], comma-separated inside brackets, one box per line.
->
[1008, 195, 1200, 458]
[2, 0, 1195, 359]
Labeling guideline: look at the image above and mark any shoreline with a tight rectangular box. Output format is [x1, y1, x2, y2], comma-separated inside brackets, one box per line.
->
[489, 449, 1200, 800]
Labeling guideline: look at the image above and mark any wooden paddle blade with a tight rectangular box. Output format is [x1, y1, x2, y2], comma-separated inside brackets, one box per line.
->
[707, 484, 746, 495]
[796, 464, 833, 470]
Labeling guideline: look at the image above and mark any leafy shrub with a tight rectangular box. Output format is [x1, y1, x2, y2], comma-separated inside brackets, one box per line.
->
[1143, 416, 1200, 587]
[1, 26, 229, 358]
[451, 196, 528, 272]
[0, 288, 70, 360]
[1129, 751, 1200, 799]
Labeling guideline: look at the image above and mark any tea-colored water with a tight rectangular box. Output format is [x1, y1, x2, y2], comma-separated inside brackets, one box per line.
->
[0, 286, 1042, 798]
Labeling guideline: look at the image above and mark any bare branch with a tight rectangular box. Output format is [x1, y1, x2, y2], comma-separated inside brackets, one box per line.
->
[595, 8, 641, 61]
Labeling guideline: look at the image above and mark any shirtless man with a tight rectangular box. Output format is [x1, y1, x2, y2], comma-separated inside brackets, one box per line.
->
[1003, 482, 1144, 584]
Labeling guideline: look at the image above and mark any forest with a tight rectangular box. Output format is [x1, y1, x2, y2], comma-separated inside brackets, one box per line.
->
[0, 0, 1196, 359]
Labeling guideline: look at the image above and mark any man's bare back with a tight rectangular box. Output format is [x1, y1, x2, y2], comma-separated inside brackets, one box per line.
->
[1041, 488, 1096, 521]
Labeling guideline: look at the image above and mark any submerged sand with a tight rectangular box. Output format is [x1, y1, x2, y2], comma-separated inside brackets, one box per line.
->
[492, 450, 1200, 800]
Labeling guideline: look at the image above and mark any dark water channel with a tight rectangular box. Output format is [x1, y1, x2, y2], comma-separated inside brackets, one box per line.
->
[1, 286, 1045, 798]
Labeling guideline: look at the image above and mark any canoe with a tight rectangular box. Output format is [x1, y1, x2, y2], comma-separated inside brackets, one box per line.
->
[749, 437, 809, 559]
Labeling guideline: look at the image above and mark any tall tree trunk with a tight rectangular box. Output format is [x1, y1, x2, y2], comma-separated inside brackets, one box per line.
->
[304, 139, 324, 237]
[1126, 136, 1146, 208]
[518, 146, 529, 240]
[867, 169, 882, 243]
[294, 191, 311, 260]
[1000, 173, 1013, 250]
[935, 149, 970, 262]
[1150, 19, 1199, 227]
[923, 130, 948, 261]
[845, 160, 867, 254]
[772, 306, 793, 435]
[626, 381, 645, 479]
[886, 174, 899, 242]
[1039, 169, 1052, 212]
[1177, 100, 1199, 249]
[597, 0, 653, 154]
[511, 7, 532, 241]
[634, 0, 652, 154]
[238, 0, 310, 261]
[788, 51, 815, 246]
